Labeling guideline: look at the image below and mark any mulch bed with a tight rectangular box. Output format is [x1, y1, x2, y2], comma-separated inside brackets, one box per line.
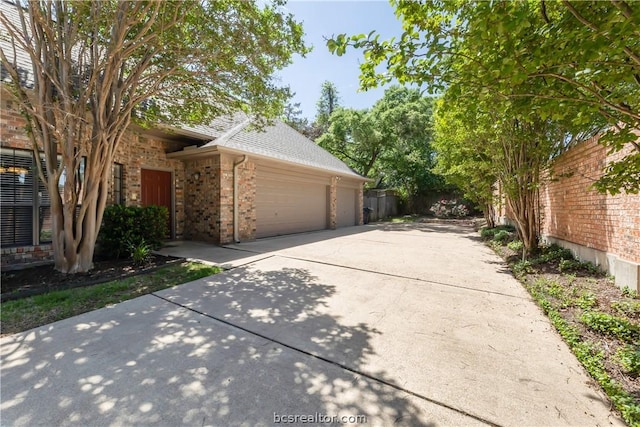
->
[492, 242, 640, 416]
[1, 254, 184, 302]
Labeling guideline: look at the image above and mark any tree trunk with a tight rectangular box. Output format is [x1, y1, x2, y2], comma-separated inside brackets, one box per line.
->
[50, 168, 110, 273]
[483, 203, 496, 228]
[505, 188, 539, 255]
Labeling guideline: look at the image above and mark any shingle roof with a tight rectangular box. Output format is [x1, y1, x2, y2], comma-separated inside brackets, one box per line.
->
[179, 114, 250, 140]
[201, 118, 363, 178]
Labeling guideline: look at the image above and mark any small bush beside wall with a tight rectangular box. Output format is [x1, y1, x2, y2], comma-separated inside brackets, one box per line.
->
[99, 205, 169, 258]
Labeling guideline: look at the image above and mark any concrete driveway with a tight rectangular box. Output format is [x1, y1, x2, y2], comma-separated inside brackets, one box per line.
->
[1, 223, 624, 426]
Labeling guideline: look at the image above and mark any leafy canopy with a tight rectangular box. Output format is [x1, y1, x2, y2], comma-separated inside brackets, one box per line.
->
[328, 0, 640, 194]
[0, 0, 308, 273]
[317, 86, 447, 197]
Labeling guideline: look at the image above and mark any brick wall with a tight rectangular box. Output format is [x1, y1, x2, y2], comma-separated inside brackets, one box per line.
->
[184, 153, 257, 245]
[236, 158, 256, 241]
[1, 245, 54, 269]
[541, 136, 640, 264]
[218, 154, 235, 243]
[184, 156, 222, 242]
[1, 91, 189, 267]
[1, 95, 32, 150]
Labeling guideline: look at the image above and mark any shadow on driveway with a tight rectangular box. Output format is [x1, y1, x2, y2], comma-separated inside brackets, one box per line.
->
[1, 266, 448, 426]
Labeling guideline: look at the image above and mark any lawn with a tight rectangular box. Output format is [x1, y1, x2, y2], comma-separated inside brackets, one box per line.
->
[1, 261, 221, 336]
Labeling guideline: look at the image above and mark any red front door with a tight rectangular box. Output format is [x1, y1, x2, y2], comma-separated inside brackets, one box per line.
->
[141, 169, 172, 238]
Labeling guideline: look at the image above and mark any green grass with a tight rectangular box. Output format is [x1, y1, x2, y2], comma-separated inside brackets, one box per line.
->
[388, 215, 419, 223]
[1, 262, 221, 335]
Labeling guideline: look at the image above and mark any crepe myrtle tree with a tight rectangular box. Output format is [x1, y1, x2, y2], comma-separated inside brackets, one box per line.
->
[328, 0, 640, 194]
[0, 0, 307, 273]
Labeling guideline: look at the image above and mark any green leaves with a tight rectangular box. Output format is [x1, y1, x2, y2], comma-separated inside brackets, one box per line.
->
[326, 33, 350, 56]
[328, 0, 640, 193]
[316, 86, 444, 197]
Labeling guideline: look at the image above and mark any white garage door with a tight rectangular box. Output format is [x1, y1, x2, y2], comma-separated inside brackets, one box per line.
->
[256, 167, 328, 238]
[337, 186, 356, 227]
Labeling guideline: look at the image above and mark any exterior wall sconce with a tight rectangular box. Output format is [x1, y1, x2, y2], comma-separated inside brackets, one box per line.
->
[193, 172, 200, 180]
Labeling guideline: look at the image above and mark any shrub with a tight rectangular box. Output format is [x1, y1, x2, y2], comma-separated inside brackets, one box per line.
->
[507, 240, 524, 252]
[99, 205, 169, 258]
[513, 259, 534, 276]
[128, 239, 152, 266]
[558, 259, 601, 275]
[480, 227, 498, 239]
[558, 259, 582, 273]
[480, 225, 515, 240]
[577, 292, 598, 310]
[611, 300, 640, 317]
[622, 287, 639, 299]
[493, 229, 511, 244]
[429, 199, 470, 218]
[532, 244, 574, 265]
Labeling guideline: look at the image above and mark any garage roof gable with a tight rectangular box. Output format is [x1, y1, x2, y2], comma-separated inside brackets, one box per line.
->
[199, 117, 365, 179]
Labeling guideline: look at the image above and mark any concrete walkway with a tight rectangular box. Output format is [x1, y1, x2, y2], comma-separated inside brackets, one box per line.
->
[1, 223, 624, 426]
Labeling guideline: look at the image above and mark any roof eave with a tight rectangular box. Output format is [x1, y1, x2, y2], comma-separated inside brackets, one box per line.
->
[215, 146, 368, 181]
[166, 145, 220, 160]
[168, 144, 369, 181]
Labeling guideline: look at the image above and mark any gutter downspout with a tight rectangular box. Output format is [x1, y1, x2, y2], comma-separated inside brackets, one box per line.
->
[233, 155, 248, 243]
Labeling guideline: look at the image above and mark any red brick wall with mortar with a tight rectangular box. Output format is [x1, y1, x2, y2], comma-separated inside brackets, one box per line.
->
[218, 154, 234, 244]
[328, 177, 337, 229]
[1, 93, 187, 266]
[217, 153, 257, 244]
[0, 97, 31, 150]
[184, 156, 222, 243]
[357, 183, 364, 225]
[540, 136, 640, 264]
[236, 158, 256, 242]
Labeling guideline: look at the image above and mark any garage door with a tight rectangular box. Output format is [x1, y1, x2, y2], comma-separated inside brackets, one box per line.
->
[256, 168, 328, 238]
[337, 186, 356, 227]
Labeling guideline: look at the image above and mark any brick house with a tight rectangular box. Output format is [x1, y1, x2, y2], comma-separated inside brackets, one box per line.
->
[1, 100, 368, 269]
[1, 105, 369, 269]
[0, 3, 367, 269]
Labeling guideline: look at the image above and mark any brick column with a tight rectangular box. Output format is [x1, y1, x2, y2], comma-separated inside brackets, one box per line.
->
[328, 176, 337, 230]
[238, 160, 256, 241]
[218, 154, 234, 244]
[357, 183, 364, 225]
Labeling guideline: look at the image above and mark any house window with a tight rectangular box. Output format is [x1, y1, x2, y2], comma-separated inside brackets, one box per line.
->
[112, 163, 124, 205]
[0, 148, 35, 246]
[0, 147, 85, 246]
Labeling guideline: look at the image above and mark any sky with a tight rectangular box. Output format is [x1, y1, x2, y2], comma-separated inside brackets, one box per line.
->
[276, 1, 404, 120]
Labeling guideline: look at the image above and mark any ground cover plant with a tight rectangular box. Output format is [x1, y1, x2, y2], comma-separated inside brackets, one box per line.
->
[482, 227, 640, 425]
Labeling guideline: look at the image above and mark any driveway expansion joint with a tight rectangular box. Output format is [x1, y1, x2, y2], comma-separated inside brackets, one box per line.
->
[151, 292, 503, 427]
[274, 254, 530, 301]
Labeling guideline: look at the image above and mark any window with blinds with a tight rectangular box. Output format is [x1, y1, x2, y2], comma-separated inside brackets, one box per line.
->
[112, 163, 124, 205]
[1, 148, 35, 246]
[0, 148, 85, 247]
